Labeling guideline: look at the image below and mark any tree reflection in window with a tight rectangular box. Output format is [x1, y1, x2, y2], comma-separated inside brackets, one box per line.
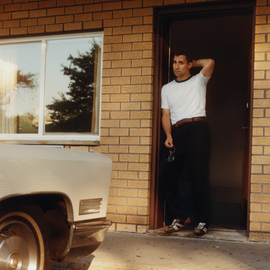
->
[46, 41, 100, 133]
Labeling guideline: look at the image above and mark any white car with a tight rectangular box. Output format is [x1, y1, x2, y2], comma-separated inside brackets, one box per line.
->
[0, 144, 112, 270]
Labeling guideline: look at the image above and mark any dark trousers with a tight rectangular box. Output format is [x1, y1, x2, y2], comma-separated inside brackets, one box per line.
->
[159, 120, 210, 226]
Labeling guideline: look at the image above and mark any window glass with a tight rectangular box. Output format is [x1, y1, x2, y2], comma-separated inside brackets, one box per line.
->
[45, 37, 102, 135]
[0, 43, 40, 134]
[0, 33, 103, 143]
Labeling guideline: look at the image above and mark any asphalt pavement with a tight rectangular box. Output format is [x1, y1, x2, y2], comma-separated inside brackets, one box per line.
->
[51, 229, 270, 270]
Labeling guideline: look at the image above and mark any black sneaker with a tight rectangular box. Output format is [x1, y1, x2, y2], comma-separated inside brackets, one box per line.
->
[194, 222, 208, 235]
[166, 219, 185, 233]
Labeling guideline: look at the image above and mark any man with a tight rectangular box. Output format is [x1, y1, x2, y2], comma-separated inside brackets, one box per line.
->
[159, 50, 215, 235]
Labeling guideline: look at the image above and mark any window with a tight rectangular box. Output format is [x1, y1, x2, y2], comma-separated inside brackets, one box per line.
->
[0, 33, 103, 144]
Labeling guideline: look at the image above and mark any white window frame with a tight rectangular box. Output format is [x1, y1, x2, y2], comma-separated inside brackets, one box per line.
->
[0, 32, 103, 145]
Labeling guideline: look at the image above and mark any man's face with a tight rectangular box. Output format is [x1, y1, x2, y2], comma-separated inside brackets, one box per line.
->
[173, 55, 192, 81]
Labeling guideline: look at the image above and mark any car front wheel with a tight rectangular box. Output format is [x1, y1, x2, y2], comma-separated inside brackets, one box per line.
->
[0, 205, 51, 270]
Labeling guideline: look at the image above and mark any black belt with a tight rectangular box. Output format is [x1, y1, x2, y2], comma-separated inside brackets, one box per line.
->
[172, 117, 206, 130]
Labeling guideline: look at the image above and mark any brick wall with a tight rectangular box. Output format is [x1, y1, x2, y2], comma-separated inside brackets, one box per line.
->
[1, 0, 270, 239]
[250, 0, 270, 242]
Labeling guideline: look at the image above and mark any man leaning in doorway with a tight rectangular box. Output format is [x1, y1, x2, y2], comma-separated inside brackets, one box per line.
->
[159, 49, 215, 235]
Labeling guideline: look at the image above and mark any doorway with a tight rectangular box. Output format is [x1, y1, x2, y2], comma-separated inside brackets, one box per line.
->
[151, 1, 254, 231]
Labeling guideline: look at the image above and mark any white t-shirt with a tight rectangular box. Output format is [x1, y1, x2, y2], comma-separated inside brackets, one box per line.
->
[161, 71, 210, 125]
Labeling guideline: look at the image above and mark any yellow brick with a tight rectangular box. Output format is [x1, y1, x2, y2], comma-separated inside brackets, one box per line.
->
[254, 81, 270, 89]
[130, 145, 151, 154]
[139, 172, 151, 180]
[254, 89, 265, 98]
[262, 203, 270, 212]
[256, 15, 267, 24]
[113, 9, 133, 18]
[142, 85, 153, 92]
[142, 66, 153, 75]
[128, 180, 149, 188]
[103, 68, 121, 77]
[123, 17, 143, 26]
[123, 34, 143, 42]
[118, 188, 137, 197]
[249, 232, 270, 242]
[119, 171, 138, 179]
[111, 179, 128, 188]
[252, 164, 263, 173]
[127, 215, 149, 224]
[112, 43, 132, 51]
[132, 42, 154, 50]
[120, 120, 140, 127]
[130, 128, 152, 136]
[264, 184, 270, 193]
[138, 206, 150, 215]
[111, 111, 130, 119]
[109, 145, 128, 153]
[255, 34, 266, 43]
[128, 197, 148, 206]
[103, 2, 122, 11]
[140, 137, 152, 145]
[110, 128, 129, 136]
[256, 0, 267, 6]
[108, 197, 127, 205]
[122, 85, 141, 93]
[252, 156, 270, 165]
[133, 25, 153, 33]
[250, 203, 262, 212]
[255, 70, 265, 80]
[133, 7, 153, 17]
[253, 117, 270, 125]
[104, 35, 123, 44]
[123, 0, 142, 9]
[131, 93, 152, 101]
[89, 145, 108, 153]
[251, 193, 270, 203]
[111, 94, 130, 102]
[250, 222, 261, 231]
[102, 86, 121, 94]
[256, 6, 270, 15]
[101, 120, 119, 128]
[141, 102, 152, 110]
[123, 51, 143, 59]
[120, 137, 140, 144]
[251, 184, 262, 193]
[132, 59, 154, 68]
[262, 223, 270, 232]
[109, 188, 117, 197]
[264, 146, 270, 154]
[100, 137, 119, 145]
[253, 109, 264, 117]
[107, 204, 117, 213]
[119, 154, 139, 162]
[131, 75, 153, 84]
[105, 154, 119, 162]
[250, 212, 270, 222]
[137, 224, 149, 233]
[102, 78, 111, 86]
[121, 102, 141, 110]
[264, 127, 270, 135]
[106, 214, 126, 223]
[103, 18, 122, 27]
[141, 120, 152, 127]
[122, 68, 142, 76]
[140, 154, 151, 163]
[143, 33, 154, 42]
[251, 174, 270, 183]
[255, 24, 270, 34]
[131, 111, 152, 119]
[112, 162, 128, 171]
[129, 163, 150, 171]
[117, 206, 137, 215]
[111, 77, 131, 85]
[103, 27, 112, 36]
[253, 137, 270, 146]
[264, 165, 270, 174]
[103, 60, 111, 69]
[113, 26, 132, 35]
[101, 128, 109, 136]
[138, 189, 150, 198]
[116, 223, 136, 232]
[143, 16, 153, 25]
[102, 103, 121, 111]
[112, 59, 131, 68]
[255, 52, 265, 61]
[255, 61, 270, 71]
[253, 127, 264, 136]
[164, 0, 185, 4]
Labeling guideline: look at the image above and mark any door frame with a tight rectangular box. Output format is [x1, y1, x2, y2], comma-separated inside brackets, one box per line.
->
[150, 0, 255, 236]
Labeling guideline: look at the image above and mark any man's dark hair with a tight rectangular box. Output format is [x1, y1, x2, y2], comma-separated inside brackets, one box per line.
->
[173, 49, 193, 63]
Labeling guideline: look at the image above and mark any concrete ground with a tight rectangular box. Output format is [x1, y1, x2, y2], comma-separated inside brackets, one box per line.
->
[51, 229, 270, 270]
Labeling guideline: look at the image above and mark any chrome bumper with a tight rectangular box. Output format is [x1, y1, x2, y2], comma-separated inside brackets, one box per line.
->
[61, 218, 111, 262]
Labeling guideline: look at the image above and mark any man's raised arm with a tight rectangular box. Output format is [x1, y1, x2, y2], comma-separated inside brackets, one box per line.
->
[193, 59, 215, 78]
